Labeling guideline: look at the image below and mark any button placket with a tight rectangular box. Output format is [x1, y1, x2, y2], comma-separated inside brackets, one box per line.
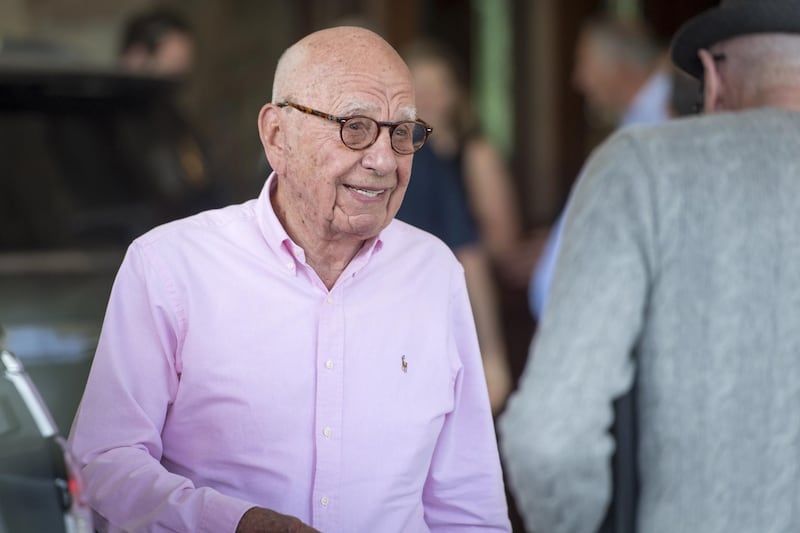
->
[312, 287, 344, 530]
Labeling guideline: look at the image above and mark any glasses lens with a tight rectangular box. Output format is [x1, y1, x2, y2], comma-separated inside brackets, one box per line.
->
[411, 123, 428, 152]
[391, 122, 428, 154]
[341, 117, 378, 149]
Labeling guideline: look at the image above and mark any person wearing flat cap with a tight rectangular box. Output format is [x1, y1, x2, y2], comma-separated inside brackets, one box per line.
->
[499, 1, 800, 532]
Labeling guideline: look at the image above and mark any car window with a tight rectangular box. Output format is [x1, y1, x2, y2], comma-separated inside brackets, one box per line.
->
[0, 69, 185, 250]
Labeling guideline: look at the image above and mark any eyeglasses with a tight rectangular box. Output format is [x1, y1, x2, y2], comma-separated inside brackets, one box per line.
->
[277, 101, 433, 155]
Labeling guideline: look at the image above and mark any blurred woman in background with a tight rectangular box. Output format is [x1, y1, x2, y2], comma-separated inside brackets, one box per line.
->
[397, 41, 523, 414]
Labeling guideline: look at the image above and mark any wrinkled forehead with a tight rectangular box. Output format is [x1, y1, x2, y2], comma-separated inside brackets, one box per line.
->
[305, 56, 412, 88]
[297, 61, 415, 116]
[335, 100, 418, 121]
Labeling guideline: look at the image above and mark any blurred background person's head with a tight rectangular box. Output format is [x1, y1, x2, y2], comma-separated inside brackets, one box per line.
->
[119, 7, 194, 78]
[403, 40, 474, 147]
[572, 16, 664, 126]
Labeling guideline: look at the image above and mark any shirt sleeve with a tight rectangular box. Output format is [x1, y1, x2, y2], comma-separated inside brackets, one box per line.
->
[68, 242, 255, 533]
[499, 133, 657, 533]
[421, 264, 512, 532]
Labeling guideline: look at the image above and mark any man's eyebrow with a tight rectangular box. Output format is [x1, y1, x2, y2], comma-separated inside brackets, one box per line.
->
[397, 106, 418, 121]
[337, 103, 379, 116]
[336, 103, 418, 121]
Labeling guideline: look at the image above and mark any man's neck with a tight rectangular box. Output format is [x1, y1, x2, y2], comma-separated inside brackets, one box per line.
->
[750, 86, 800, 111]
[270, 179, 370, 289]
[302, 238, 364, 290]
[274, 204, 364, 291]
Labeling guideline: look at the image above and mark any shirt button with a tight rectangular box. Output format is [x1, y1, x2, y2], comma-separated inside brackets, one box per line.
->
[325, 360, 334, 370]
[287, 263, 295, 270]
[323, 427, 332, 438]
[320, 496, 329, 507]
[326, 296, 333, 304]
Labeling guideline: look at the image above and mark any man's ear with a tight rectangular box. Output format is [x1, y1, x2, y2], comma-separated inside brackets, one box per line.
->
[258, 103, 286, 174]
[698, 49, 723, 113]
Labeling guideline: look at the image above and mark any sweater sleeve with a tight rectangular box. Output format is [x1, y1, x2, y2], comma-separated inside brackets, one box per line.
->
[499, 132, 658, 533]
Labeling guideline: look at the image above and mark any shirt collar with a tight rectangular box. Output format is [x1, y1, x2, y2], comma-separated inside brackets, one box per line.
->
[256, 172, 385, 275]
[622, 69, 672, 127]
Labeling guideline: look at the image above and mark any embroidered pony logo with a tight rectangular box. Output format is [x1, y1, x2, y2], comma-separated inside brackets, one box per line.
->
[401, 355, 408, 373]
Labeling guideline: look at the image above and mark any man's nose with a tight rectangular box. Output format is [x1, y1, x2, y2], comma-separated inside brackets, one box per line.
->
[361, 127, 398, 176]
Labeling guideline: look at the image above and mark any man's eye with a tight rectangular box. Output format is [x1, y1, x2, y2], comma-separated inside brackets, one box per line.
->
[346, 119, 371, 131]
[393, 124, 411, 137]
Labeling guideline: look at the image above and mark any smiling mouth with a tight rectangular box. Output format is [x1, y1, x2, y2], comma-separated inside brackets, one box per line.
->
[344, 184, 386, 199]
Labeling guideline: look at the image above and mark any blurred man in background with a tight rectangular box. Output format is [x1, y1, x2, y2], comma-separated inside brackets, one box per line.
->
[117, 7, 229, 220]
[529, 16, 671, 319]
[119, 7, 194, 78]
[501, 0, 800, 531]
[573, 17, 670, 128]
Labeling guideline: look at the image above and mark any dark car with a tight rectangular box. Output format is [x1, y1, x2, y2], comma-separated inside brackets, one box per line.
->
[0, 249, 120, 433]
[0, 43, 214, 428]
[0, 58, 172, 430]
[0, 345, 94, 533]
[0, 42, 210, 529]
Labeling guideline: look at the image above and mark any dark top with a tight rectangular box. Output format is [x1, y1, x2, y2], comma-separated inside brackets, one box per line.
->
[395, 142, 479, 250]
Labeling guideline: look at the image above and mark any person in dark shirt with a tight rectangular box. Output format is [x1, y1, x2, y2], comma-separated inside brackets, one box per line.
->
[398, 40, 518, 414]
[118, 7, 228, 220]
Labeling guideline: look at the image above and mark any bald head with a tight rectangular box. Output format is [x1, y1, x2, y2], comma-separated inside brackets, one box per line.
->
[272, 26, 411, 105]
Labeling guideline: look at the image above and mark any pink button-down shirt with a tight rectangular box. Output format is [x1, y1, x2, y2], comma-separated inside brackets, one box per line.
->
[69, 173, 510, 533]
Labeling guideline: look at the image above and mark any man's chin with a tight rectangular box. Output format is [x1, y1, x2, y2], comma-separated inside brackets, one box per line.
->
[335, 214, 389, 241]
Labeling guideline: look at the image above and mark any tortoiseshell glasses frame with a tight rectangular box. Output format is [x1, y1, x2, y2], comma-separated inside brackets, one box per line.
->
[276, 101, 433, 155]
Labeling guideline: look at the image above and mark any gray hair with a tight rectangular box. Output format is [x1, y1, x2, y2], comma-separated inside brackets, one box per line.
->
[582, 16, 662, 71]
[722, 34, 800, 89]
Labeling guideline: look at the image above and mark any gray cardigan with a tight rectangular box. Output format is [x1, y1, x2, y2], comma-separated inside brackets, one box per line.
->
[500, 108, 800, 533]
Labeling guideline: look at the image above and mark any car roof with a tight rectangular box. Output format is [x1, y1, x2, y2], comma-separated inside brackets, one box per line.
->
[0, 37, 179, 107]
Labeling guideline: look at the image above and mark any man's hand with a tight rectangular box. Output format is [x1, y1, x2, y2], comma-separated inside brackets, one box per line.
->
[236, 507, 322, 533]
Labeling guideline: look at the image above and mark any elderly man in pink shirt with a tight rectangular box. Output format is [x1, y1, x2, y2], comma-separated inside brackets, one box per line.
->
[68, 26, 510, 533]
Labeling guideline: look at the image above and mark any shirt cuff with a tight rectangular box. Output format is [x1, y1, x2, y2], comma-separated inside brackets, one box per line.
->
[199, 490, 256, 533]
